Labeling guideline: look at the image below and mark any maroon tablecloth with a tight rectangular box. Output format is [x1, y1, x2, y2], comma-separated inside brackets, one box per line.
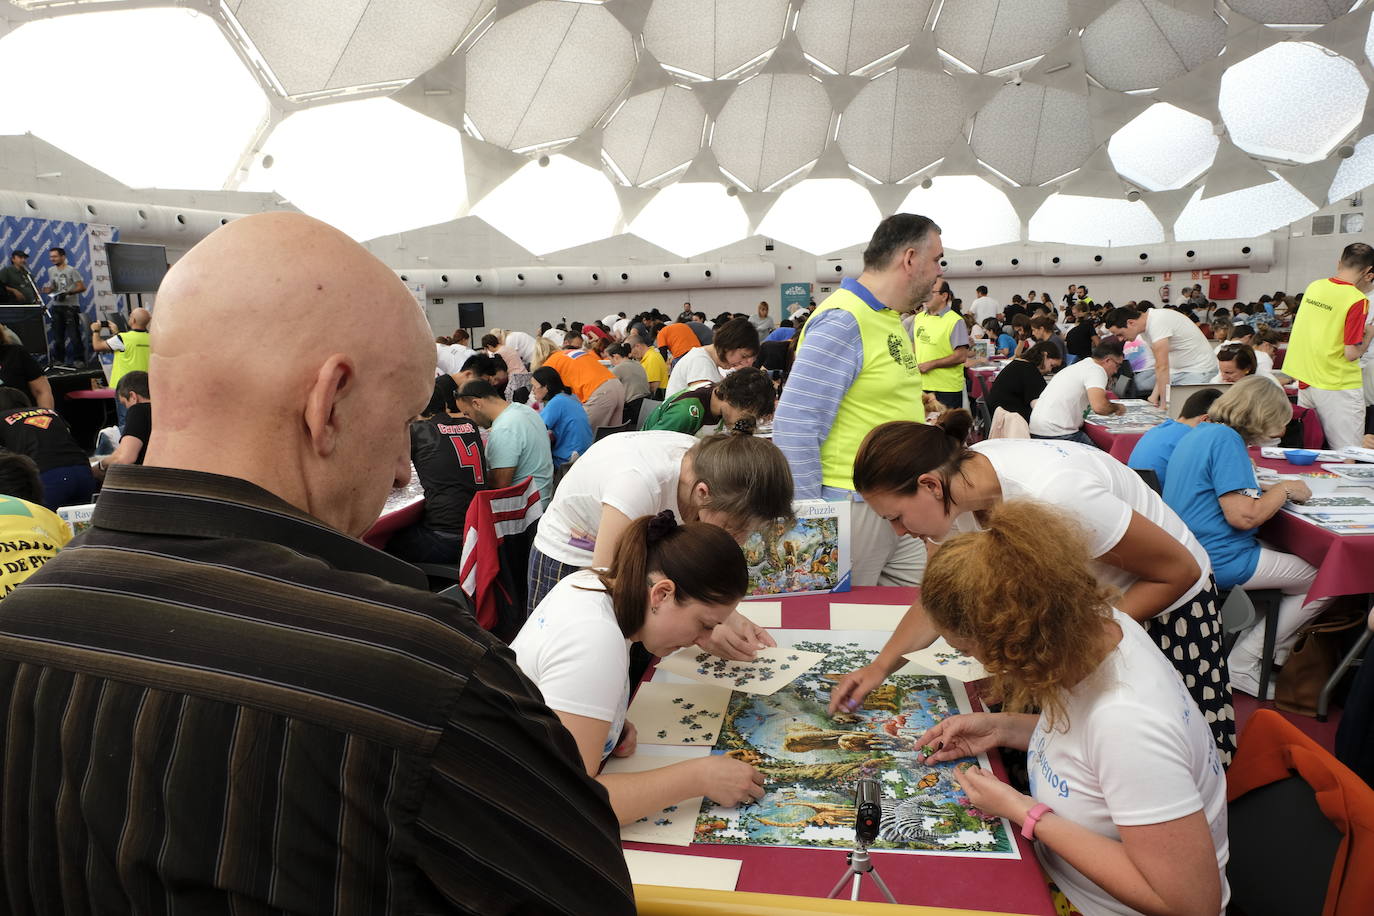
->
[968, 364, 1003, 400]
[1083, 421, 1149, 462]
[361, 497, 423, 549]
[65, 387, 113, 400]
[1254, 451, 1374, 602]
[625, 587, 1055, 915]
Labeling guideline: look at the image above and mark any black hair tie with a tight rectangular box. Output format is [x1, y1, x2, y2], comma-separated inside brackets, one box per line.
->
[730, 417, 756, 436]
[646, 509, 679, 544]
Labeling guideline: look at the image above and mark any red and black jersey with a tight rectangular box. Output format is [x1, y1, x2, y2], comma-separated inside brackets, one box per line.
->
[411, 415, 488, 532]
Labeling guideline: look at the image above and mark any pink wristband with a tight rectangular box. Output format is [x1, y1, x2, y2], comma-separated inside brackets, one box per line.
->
[1021, 803, 1053, 840]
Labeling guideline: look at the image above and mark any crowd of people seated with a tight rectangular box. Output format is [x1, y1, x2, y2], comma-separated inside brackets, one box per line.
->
[0, 210, 1369, 916]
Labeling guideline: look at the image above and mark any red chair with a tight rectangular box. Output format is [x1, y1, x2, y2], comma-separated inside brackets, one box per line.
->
[458, 475, 543, 640]
[1291, 403, 1326, 450]
[1227, 710, 1374, 916]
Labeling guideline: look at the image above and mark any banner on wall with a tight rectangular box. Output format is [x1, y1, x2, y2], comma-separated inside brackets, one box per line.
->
[84, 223, 122, 323]
[780, 282, 812, 317]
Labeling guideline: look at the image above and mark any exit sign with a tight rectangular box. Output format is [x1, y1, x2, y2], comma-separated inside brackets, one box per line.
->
[1141, 275, 1155, 282]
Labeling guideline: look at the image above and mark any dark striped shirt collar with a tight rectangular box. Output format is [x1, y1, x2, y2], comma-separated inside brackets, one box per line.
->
[94, 465, 427, 590]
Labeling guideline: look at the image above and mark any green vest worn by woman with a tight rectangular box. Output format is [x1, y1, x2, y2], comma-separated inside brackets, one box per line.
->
[800, 283, 923, 492]
[110, 329, 150, 388]
[911, 308, 964, 393]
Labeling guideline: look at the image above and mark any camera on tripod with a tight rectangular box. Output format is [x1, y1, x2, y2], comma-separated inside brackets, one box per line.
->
[854, 777, 881, 846]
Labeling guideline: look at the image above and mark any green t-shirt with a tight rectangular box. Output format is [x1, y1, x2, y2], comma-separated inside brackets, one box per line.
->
[642, 387, 716, 435]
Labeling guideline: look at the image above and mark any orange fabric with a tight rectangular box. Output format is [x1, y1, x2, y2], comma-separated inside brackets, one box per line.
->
[1227, 710, 1374, 916]
[543, 349, 615, 403]
[656, 323, 700, 359]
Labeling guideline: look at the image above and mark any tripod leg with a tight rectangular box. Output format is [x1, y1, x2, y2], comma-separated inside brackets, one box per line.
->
[867, 867, 898, 905]
[826, 870, 855, 900]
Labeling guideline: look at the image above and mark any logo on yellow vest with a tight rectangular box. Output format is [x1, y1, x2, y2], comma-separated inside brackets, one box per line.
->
[886, 334, 918, 372]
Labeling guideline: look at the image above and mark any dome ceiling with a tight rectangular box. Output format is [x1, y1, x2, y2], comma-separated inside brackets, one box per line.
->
[2, 0, 1374, 254]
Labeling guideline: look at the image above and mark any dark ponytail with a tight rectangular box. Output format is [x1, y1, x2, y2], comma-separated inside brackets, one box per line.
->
[853, 419, 975, 510]
[595, 511, 750, 637]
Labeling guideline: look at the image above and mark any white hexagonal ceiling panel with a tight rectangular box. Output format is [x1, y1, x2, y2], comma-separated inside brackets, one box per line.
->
[838, 67, 965, 183]
[971, 83, 1095, 186]
[1108, 103, 1218, 191]
[935, 0, 1070, 74]
[712, 73, 832, 190]
[466, 1, 635, 150]
[1081, 0, 1224, 92]
[796, 0, 934, 74]
[1226, 0, 1355, 26]
[604, 86, 707, 186]
[643, 0, 791, 79]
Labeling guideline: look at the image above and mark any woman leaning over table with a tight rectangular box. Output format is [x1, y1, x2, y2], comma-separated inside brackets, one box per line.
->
[915, 500, 1228, 916]
[827, 416, 1235, 763]
[1161, 375, 1331, 700]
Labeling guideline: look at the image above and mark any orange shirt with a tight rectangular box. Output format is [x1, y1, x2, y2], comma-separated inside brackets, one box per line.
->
[543, 349, 614, 402]
[656, 323, 700, 359]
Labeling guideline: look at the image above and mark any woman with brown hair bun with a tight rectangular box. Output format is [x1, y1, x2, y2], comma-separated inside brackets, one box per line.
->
[513, 511, 765, 824]
[913, 501, 1228, 916]
[828, 416, 1236, 763]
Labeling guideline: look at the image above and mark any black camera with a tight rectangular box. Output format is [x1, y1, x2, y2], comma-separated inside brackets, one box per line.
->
[854, 777, 881, 846]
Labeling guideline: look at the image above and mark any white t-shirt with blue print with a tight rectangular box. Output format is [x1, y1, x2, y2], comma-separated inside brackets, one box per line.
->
[1027, 609, 1229, 916]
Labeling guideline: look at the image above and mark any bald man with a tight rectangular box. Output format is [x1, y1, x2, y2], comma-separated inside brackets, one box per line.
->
[92, 306, 151, 427]
[0, 213, 634, 914]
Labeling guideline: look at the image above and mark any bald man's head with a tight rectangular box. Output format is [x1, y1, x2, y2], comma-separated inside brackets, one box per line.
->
[128, 307, 151, 330]
[146, 212, 435, 535]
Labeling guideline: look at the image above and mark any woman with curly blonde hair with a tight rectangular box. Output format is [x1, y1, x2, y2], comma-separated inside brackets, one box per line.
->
[915, 501, 1229, 916]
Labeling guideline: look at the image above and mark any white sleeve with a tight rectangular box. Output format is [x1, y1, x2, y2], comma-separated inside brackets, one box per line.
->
[1147, 311, 1174, 343]
[1083, 363, 1108, 391]
[1087, 700, 1205, 826]
[530, 615, 629, 723]
[106, 334, 126, 352]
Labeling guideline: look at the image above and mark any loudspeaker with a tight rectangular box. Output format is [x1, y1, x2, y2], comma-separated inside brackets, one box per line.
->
[458, 301, 485, 328]
[0, 307, 47, 357]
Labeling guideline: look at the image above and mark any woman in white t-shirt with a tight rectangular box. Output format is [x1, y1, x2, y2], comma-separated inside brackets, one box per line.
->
[513, 511, 766, 824]
[829, 417, 1235, 763]
[530, 430, 794, 658]
[914, 502, 1228, 916]
[664, 317, 760, 397]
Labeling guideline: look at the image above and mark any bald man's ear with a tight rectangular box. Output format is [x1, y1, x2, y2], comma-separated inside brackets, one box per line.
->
[303, 355, 352, 457]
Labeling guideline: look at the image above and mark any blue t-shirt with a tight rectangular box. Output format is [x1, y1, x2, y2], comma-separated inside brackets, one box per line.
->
[997, 333, 1016, 354]
[1161, 422, 1261, 588]
[1127, 418, 1192, 487]
[764, 327, 795, 343]
[488, 402, 555, 508]
[539, 392, 593, 466]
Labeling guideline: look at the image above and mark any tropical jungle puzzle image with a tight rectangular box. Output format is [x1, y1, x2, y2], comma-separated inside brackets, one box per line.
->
[693, 638, 1017, 858]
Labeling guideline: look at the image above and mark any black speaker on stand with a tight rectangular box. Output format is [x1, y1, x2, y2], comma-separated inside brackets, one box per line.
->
[0, 306, 49, 360]
[458, 302, 485, 330]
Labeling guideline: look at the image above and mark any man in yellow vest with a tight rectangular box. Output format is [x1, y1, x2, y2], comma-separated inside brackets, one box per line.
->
[911, 280, 969, 409]
[774, 213, 939, 587]
[1284, 243, 1374, 450]
[90, 307, 151, 428]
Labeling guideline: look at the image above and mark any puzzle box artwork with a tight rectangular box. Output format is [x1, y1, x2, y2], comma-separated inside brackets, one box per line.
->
[743, 500, 851, 597]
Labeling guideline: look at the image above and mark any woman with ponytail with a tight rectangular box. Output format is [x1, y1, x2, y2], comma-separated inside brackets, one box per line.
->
[828, 416, 1236, 764]
[512, 511, 766, 824]
[530, 429, 794, 658]
[913, 502, 1228, 916]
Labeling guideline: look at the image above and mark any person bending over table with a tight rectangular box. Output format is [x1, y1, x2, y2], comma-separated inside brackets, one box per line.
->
[914, 501, 1228, 916]
[1162, 376, 1331, 700]
[530, 365, 593, 468]
[641, 366, 775, 435]
[1127, 387, 1222, 488]
[528, 429, 793, 659]
[829, 418, 1235, 762]
[513, 510, 765, 824]
[985, 341, 1061, 424]
[1028, 339, 1126, 446]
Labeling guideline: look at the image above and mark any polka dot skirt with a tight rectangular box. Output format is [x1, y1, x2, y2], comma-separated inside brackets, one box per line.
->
[1142, 579, 1236, 767]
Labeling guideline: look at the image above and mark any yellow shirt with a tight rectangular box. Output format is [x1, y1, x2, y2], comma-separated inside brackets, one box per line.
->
[640, 346, 669, 388]
[0, 495, 71, 597]
[1284, 277, 1369, 390]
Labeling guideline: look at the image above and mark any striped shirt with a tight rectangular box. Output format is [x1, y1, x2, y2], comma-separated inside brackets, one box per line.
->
[0, 466, 634, 915]
[772, 302, 865, 500]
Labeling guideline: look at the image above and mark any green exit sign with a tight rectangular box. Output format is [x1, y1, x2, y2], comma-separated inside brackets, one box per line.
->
[1141, 275, 1155, 282]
